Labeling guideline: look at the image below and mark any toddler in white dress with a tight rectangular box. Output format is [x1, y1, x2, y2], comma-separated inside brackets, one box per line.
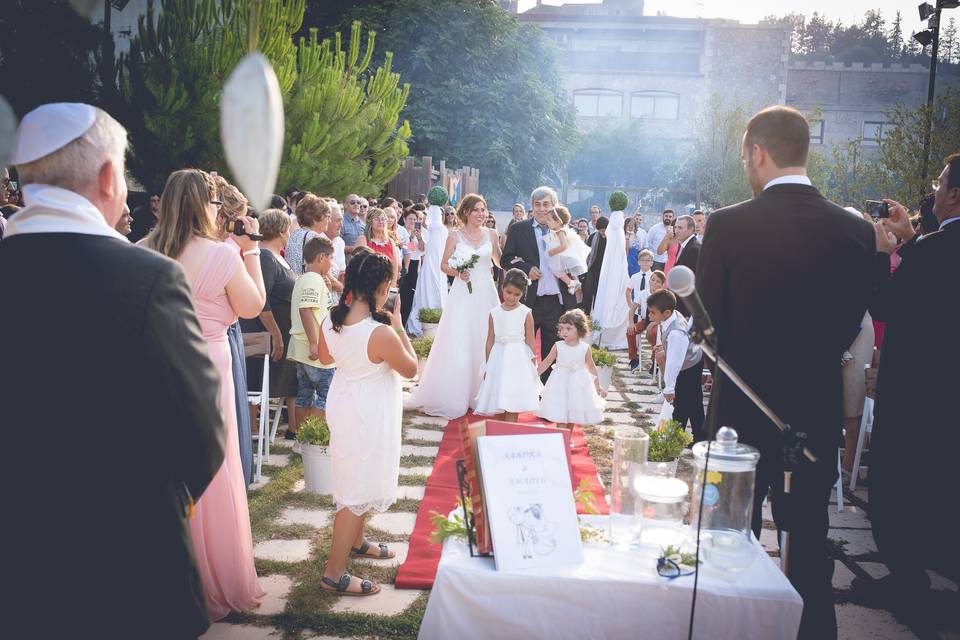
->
[538, 309, 607, 433]
[474, 269, 542, 421]
[543, 206, 591, 295]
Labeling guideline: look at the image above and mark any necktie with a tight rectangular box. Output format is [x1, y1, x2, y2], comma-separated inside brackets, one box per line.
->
[640, 273, 646, 290]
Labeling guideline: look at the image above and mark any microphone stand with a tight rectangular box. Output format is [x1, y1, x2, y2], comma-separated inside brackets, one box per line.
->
[687, 326, 819, 578]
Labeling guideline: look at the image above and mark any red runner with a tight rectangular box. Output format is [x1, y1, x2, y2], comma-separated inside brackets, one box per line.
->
[394, 412, 608, 590]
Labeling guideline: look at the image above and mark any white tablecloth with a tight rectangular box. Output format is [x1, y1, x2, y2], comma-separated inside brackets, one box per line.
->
[419, 517, 802, 640]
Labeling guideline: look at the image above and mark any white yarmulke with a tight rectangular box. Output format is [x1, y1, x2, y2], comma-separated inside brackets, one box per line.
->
[9, 102, 96, 165]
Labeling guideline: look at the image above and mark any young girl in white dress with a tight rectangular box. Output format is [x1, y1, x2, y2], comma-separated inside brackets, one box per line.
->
[474, 269, 542, 421]
[543, 206, 590, 295]
[538, 309, 607, 434]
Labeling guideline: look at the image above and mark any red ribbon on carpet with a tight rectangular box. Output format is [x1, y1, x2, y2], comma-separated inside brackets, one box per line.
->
[394, 412, 608, 590]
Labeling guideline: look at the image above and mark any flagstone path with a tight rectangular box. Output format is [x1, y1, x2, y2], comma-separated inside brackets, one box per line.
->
[205, 343, 957, 640]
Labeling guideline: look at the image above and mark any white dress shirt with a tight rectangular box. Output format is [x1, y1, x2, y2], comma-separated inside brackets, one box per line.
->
[645, 222, 668, 262]
[661, 312, 690, 396]
[5, 184, 128, 240]
[940, 216, 960, 230]
[677, 234, 695, 259]
[533, 219, 561, 297]
[763, 175, 812, 191]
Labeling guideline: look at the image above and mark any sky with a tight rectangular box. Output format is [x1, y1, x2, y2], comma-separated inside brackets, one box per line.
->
[517, 1, 937, 32]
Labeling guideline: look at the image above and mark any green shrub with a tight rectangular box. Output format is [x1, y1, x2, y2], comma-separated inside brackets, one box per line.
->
[411, 336, 434, 360]
[419, 307, 442, 323]
[647, 420, 693, 462]
[427, 185, 449, 206]
[296, 415, 330, 447]
[608, 190, 629, 212]
[591, 346, 616, 367]
[589, 316, 603, 333]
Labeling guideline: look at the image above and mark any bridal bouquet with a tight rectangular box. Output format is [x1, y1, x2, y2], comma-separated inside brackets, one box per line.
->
[449, 248, 480, 293]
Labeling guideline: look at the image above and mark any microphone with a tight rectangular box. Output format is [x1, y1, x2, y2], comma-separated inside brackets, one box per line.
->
[666, 266, 715, 342]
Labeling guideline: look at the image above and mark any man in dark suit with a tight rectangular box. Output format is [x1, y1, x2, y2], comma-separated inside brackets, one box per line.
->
[581, 215, 608, 314]
[697, 106, 876, 639]
[859, 155, 960, 628]
[671, 213, 700, 316]
[502, 186, 574, 381]
[1, 103, 226, 639]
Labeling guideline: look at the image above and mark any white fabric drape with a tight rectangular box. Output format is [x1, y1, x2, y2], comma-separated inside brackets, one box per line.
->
[406, 204, 449, 335]
[591, 209, 629, 349]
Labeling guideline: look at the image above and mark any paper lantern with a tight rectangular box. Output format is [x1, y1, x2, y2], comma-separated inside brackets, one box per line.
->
[220, 53, 284, 212]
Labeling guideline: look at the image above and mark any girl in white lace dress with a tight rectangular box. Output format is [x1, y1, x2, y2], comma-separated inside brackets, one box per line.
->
[543, 206, 590, 295]
[319, 248, 418, 597]
[538, 309, 607, 433]
[474, 269, 542, 421]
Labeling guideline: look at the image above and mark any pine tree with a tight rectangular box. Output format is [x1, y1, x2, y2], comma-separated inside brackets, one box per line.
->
[941, 17, 958, 65]
[888, 11, 904, 60]
[118, 0, 410, 197]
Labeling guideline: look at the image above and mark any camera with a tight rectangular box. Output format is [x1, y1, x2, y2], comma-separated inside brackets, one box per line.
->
[383, 288, 400, 314]
[864, 200, 889, 220]
[232, 219, 263, 241]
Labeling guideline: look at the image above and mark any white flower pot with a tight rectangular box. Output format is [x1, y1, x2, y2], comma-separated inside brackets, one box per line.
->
[421, 322, 439, 339]
[597, 365, 613, 392]
[301, 443, 333, 495]
[645, 458, 679, 478]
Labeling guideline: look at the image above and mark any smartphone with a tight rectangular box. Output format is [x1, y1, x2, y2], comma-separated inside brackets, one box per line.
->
[383, 288, 400, 314]
[864, 200, 889, 220]
[415, 222, 422, 232]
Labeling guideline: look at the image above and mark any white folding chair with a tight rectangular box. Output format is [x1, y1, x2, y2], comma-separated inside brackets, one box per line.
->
[243, 332, 271, 483]
[849, 393, 874, 491]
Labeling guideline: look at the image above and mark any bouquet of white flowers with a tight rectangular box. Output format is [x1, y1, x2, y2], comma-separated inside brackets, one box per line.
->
[448, 247, 481, 293]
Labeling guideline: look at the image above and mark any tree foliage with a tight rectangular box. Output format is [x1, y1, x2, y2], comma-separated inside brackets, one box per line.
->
[325, 0, 579, 201]
[566, 120, 676, 189]
[118, 0, 410, 197]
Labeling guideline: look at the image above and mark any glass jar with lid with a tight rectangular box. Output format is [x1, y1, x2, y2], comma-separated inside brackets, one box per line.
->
[689, 426, 761, 571]
[635, 476, 688, 547]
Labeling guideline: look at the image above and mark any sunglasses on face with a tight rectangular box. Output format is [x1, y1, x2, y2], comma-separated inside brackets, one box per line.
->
[360, 204, 369, 208]
[348, 200, 359, 205]
[211, 199, 223, 210]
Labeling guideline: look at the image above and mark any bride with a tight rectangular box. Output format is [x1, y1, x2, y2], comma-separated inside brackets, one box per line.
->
[405, 194, 502, 419]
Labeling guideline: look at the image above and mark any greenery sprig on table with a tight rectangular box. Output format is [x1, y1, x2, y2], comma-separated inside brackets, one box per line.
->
[647, 420, 692, 462]
[427, 185, 449, 206]
[591, 346, 617, 368]
[608, 190, 629, 213]
[411, 336, 434, 360]
[418, 307, 442, 323]
[296, 415, 330, 448]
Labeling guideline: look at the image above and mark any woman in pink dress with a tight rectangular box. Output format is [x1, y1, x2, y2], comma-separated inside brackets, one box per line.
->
[144, 169, 267, 620]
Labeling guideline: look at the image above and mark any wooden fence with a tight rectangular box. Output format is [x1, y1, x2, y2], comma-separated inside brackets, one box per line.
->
[387, 156, 479, 204]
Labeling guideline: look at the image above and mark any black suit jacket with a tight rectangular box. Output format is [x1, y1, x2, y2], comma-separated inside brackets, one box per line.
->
[869, 221, 960, 476]
[697, 184, 876, 462]
[0, 233, 226, 639]
[501, 218, 575, 309]
[674, 237, 701, 316]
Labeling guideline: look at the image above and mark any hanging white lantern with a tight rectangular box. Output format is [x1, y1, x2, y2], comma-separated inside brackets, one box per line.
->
[220, 53, 284, 212]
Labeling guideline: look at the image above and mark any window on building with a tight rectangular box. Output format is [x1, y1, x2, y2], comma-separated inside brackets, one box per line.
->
[629, 91, 680, 120]
[862, 121, 892, 146]
[809, 120, 824, 145]
[573, 90, 623, 118]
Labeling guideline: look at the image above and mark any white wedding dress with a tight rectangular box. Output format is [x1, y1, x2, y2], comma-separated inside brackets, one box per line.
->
[591, 210, 630, 349]
[405, 230, 501, 419]
[406, 205, 449, 335]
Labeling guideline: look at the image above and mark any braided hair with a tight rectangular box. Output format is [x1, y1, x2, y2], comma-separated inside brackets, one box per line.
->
[329, 246, 393, 332]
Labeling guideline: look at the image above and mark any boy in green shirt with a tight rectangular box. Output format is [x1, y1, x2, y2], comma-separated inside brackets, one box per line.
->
[287, 237, 336, 437]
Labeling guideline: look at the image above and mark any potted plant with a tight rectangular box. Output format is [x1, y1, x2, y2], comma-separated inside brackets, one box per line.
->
[411, 336, 434, 379]
[589, 315, 604, 346]
[297, 415, 333, 494]
[591, 346, 616, 392]
[419, 307, 442, 338]
[645, 420, 693, 477]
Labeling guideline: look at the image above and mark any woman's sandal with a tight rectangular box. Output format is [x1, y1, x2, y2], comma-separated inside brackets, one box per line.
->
[350, 540, 396, 559]
[319, 572, 380, 597]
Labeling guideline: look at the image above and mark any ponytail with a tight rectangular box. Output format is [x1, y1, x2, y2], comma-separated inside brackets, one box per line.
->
[330, 247, 393, 332]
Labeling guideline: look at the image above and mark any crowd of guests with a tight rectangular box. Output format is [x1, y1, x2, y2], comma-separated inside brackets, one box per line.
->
[2, 99, 957, 640]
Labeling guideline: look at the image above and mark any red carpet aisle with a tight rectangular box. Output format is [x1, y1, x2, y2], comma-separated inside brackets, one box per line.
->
[395, 412, 608, 590]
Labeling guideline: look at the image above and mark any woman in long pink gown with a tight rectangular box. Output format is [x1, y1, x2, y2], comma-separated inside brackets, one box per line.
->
[144, 169, 265, 621]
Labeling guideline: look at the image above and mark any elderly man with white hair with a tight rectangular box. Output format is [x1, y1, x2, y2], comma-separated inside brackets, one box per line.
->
[501, 185, 576, 381]
[0, 103, 227, 639]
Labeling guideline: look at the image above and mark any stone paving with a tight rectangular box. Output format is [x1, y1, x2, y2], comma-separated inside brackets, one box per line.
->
[204, 342, 957, 640]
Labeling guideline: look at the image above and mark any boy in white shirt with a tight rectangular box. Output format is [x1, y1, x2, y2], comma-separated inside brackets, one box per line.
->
[648, 289, 705, 441]
[624, 250, 655, 370]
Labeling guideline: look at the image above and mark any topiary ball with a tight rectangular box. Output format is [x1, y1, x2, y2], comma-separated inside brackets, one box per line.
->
[427, 185, 449, 206]
[608, 190, 629, 212]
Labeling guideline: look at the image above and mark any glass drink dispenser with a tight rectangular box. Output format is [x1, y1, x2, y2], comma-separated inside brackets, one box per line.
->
[689, 427, 761, 571]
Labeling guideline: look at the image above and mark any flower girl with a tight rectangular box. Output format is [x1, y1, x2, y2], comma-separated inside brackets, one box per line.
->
[538, 309, 607, 434]
[474, 269, 542, 422]
[544, 206, 591, 295]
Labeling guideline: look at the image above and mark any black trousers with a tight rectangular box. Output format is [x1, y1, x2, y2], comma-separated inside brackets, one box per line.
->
[532, 294, 562, 383]
[672, 359, 705, 441]
[752, 449, 837, 640]
[400, 259, 419, 327]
